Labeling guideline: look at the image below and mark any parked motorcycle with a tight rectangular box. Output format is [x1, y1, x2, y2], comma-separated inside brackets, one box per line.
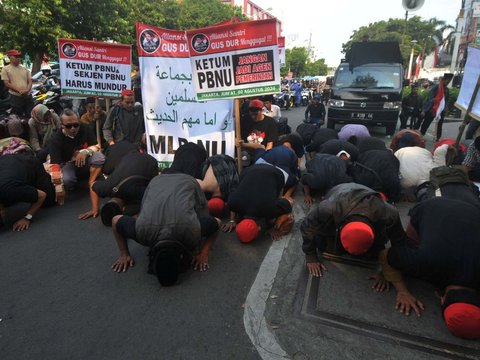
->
[301, 90, 310, 106]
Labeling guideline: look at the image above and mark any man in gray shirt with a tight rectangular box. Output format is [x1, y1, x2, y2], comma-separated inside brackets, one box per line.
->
[103, 89, 145, 147]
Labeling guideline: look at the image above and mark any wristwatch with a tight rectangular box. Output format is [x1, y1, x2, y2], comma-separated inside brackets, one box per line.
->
[24, 214, 33, 221]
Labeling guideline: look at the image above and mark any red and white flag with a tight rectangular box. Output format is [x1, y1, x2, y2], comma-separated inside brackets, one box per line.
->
[433, 81, 445, 121]
[415, 53, 422, 79]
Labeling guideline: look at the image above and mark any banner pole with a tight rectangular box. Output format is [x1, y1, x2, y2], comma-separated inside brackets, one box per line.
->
[95, 98, 102, 150]
[234, 98, 242, 173]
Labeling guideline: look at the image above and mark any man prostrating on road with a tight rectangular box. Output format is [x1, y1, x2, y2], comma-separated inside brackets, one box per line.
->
[380, 197, 480, 337]
[110, 173, 220, 286]
[300, 183, 423, 315]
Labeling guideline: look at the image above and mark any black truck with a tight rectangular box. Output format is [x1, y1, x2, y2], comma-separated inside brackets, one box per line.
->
[326, 42, 405, 136]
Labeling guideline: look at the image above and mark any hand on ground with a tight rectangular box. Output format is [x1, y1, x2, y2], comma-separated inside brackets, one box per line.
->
[368, 273, 390, 292]
[221, 221, 236, 232]
[13, 218, 30, 231]
[193, 252, 209, 272]
[111, 255, 134, 272]
[78, 209, 99, 220]
[395, 291, 424, 317]
[307, 262, 327, 277]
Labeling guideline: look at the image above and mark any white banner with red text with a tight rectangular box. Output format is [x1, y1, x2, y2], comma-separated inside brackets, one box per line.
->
[58, 38, 131, 97]
[185, 19, 280, 101]
[136, 22, 235, 169]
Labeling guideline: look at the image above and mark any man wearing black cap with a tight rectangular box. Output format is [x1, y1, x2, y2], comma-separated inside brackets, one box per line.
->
[380, 197, 480, 337]
[301, 183, 407, 293]
[111, 173, 220, 286]
[1, 50, 33, 118]
[414, 74, 453, 141]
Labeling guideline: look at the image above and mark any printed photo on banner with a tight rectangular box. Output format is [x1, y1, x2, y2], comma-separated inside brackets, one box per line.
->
[136, 23, 235, 169]
[186, 19, 280, 101]
[62, 42, 77, 58]
[140, 29, 160, 54]
[58, 38, 131, 98]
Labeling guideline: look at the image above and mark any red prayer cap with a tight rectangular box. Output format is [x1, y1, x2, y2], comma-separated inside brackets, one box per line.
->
[444, 303, 480, 339]
[248, 99, 264, 109]
[121, 89, 134, 97]
[378, 192, 388, 202]
[340, 221, 374, 255]
[208, 198, 225, 218]
[7, 49, 21, 57]
[236, 219, 259, 243]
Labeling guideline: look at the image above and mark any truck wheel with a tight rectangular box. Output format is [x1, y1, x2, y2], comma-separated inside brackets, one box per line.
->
[327, 118, 335, 129]
[386, 123, 396, 136]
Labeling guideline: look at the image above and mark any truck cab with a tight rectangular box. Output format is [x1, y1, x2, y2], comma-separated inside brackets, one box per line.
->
[327, 42, 404, 136]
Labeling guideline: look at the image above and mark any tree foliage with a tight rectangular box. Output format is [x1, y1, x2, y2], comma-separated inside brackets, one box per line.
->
[305, 58, 328, 76]
[281, 47, 327, 77]
[0, 0, 244, 72]
[342, 16, 454, 64]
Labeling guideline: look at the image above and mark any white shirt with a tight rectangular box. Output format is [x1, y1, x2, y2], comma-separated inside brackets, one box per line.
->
[263, 104, 281, 121]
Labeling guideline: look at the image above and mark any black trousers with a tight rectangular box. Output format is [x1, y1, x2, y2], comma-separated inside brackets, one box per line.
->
[10, 94, 34, 119]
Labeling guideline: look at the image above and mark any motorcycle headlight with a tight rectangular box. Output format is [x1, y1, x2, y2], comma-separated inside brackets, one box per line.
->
[383, 101, 401, 109]
[328, 100, 344, 108]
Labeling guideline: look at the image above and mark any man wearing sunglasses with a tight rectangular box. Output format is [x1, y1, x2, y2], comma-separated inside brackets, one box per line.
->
[48, 109, 105, 219]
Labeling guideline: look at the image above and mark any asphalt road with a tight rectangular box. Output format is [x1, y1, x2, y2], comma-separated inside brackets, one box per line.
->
[0, 104, 474, 360]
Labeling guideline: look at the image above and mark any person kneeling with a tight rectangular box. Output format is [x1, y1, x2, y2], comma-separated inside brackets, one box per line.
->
[110, 173, 220, 286]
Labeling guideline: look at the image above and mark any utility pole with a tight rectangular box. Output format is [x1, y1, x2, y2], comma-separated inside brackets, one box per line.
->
[307, 32, 313, 59]
[451, 8, 465, 74]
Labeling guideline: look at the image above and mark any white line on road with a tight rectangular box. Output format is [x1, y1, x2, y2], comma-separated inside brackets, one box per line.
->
[243, 233, 292, 360]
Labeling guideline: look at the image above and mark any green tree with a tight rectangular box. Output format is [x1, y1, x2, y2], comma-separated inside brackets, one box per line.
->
[0, 0, 244, 72]
[342, 16, 453, 64]
[0, 0, 69, 72]
[305, 58, 328, 76]
[285, 47, 309, 78]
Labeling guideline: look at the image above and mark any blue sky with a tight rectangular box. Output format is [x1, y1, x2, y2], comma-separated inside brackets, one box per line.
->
[255, 0, 462, 66]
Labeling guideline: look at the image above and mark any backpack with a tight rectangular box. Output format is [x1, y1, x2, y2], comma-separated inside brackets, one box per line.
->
[429, 166, 470, 189]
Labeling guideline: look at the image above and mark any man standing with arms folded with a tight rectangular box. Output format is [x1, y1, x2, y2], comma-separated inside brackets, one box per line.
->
[1, 49, 33, 119]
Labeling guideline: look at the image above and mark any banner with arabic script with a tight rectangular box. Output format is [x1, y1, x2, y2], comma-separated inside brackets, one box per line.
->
[185, 19, 280, 101]
[58, 38, 131, 97]
[136, 22, 235, 169]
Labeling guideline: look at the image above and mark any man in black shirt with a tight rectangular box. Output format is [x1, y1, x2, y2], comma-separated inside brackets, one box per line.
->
[238, 99, 278, 152]
[0, 153, 55, 231]
[92, 141, 158, 226]
[399, 84, 423, 129]
[48, 109, 105, 219]
[381, 198, 480, 338]
[224, 163, 293, 243]
[304, 95, 326, 126]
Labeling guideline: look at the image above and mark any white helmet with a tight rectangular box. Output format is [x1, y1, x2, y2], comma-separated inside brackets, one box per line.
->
[41, 64, 52, 71]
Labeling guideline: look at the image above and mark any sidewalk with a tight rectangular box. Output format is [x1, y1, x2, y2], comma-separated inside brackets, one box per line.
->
[261, 199, 480, 359]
